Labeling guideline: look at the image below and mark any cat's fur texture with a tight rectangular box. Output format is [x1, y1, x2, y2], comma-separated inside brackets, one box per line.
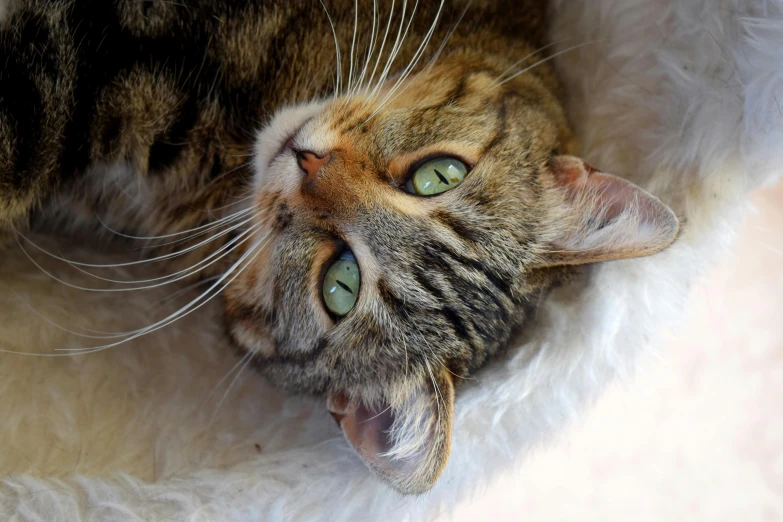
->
[1, 0, 782, 519]
[0, 0, 681, 494]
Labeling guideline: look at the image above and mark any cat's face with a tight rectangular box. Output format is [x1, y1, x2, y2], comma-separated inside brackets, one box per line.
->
[224, 54, 679, 494]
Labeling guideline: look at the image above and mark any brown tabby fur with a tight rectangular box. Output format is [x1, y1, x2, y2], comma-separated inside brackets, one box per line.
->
[0, 0, 678, 494]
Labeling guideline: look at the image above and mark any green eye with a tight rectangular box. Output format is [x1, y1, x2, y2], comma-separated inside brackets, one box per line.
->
[406, 156, 468, 196]
[322, 250, 361, 317]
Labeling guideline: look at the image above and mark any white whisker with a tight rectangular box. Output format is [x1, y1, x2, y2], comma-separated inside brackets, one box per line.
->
[209, 352, 253, 423]
[208, 352, 252, 400]
[402, 307, 448, 410]
[354, 0, 379, 93]
[54, 232, 271, 355]
[494, 39, 604, 88]
[493, 39, 565, 84]
[129, 206, 263, 253]
[361, 404, 394, 424]
[347, 0, 359, 94]
[319, 0, 343, 96]
[153, 275, 221, 309]
[442, 363, 476, 382]
[95, 203, 257, 242]
[207, 193, 258, 213]
[0, 347, 87, 358]
[365, 0, 396, 95]
[424, 358, 444, 425]
[6, 273, 218, 344]
[15, 224, 261, 294]
[63, 222, 261, 289]
[10, 291, 139, 340]
[367, 0, 414, 101]
[20, 210, 261, 270]
[365, 0, 443, 120]
[366, 0, 466, 119]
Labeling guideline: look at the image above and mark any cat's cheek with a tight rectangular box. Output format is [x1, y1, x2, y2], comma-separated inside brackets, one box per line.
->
[229, 322, 276, 358]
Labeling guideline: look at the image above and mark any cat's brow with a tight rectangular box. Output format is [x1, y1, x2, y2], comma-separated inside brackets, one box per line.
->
[481, 94, 511, 155]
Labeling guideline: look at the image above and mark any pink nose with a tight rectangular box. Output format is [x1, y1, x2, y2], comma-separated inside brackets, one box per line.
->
[295, 150, 331, 184]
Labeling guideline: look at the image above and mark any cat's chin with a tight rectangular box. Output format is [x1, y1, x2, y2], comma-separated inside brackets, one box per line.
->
[251, 101, 326, 191]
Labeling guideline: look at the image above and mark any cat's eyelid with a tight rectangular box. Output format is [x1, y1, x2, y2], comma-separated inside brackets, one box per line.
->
[401, 152, 474, 181]
[387, 143, 482, 180]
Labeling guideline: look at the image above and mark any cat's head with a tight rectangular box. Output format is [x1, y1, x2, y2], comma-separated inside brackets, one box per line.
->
[224, 53, 679, 494]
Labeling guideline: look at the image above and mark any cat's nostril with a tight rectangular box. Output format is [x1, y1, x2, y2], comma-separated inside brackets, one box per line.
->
[295, 149, 332, 185]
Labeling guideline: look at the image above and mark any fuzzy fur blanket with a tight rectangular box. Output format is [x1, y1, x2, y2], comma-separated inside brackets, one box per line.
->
[1, 0, 782, 520]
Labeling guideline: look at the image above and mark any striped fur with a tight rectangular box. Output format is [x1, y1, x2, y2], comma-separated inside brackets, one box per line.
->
[0, 0, 678, 495]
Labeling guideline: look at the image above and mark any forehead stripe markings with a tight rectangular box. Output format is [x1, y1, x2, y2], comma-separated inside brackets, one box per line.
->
[431, 209, 483, 244]
[379, 263, 480, 351]
[440, 305, 474, 346]
[418, 238, 514, 301]
[376, 277, 413, 320]
[411, 267, 446, 301]
[411, 238, 512, 334]
[477, 96, 511, 156]
[437, 261, 508, 332]
[421, 248, 512, 336]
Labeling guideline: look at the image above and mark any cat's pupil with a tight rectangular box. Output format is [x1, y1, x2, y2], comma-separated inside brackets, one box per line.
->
[434, 169, 449, 185]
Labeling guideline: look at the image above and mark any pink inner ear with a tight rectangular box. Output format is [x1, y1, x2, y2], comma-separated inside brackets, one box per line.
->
[553, 156, 636, 223]
[344, 402, 395, 456]
[338, 399, 426, 479]
[552, 157, 661, 220]
[593, 176, 642, 222]
[326, 375, 455, 495]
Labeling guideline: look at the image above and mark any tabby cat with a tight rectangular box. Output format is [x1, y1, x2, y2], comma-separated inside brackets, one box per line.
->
[0, 0, 679, 494]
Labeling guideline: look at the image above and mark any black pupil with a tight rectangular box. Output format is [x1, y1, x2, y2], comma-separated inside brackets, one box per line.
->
[434, 168, 449, 185]
[336, 280, 353, 294]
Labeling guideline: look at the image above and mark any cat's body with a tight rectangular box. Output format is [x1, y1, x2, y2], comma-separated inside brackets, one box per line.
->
[0, 0, 549, 242]
[0, 0, 679, 494]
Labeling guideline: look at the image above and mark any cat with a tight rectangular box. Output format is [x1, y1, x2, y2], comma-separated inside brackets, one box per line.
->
[0, 0, 679, 494]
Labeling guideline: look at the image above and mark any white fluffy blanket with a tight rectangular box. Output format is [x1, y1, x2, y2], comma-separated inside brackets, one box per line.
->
[1, 1, 782, 520]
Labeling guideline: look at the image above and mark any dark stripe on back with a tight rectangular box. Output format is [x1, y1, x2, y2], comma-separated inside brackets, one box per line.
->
[58, 0, 224, 176]
[60, 0, 131, 177]
[0, 13, 49, 183]
[148, 94, 200, 172]
[399, 267, 478, 350]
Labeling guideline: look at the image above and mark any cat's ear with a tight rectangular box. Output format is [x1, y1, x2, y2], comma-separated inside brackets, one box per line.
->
[536, 155, 680, 267]
[326, 370, 454, 495]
